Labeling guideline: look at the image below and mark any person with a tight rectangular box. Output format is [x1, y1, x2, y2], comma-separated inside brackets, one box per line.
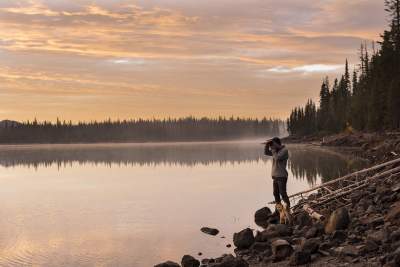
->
[264, 137, 290, 210]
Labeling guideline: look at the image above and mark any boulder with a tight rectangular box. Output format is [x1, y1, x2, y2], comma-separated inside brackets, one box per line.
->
[181, 255, 200, 267]
[271, 239, 293, 261]
[254, 230, 269, 242]
[250, 242, 272, 254]
[201, 227, 219, 236]
[154, 261, 180, 267]
[304, 227, 317, 239]
[266, 223, 292, 237]
[289, 251, 311, 266]
[325, 207, 350, 234]
[254, 207, 272, 228]
[301, 238, 319, 254]
[294, 212, 312, 229]
[233, 228, 255, 250]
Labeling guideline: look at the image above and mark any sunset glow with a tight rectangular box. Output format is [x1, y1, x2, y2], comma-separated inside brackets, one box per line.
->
[0, 0, 386, 121]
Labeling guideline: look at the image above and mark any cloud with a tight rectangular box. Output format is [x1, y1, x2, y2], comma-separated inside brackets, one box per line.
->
[267, 64, 343, 74]
[0, 0, 388, 121]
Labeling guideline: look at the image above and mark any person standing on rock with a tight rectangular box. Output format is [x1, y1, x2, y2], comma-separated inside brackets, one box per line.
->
[264, 137, 290, 211]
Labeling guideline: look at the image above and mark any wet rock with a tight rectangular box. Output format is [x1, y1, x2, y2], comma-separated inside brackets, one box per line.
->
[233, 228, 254, 250]
[154, 261, 180, 267]
[181, 255, 200, 267]
[301, 238, 319, 254]
[289, 251, 311, 266]
[201, 227, 219, 236]
[325, 207, 350, 234]
[254, 207, 272, 228]
[250, 242, 271, 254]
[271, 239, 293, 261]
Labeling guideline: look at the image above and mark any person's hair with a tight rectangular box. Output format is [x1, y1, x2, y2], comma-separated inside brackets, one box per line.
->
[272, 137, 281, 146]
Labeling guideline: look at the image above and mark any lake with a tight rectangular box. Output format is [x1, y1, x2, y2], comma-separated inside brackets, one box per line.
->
[0, 142, 365, 266]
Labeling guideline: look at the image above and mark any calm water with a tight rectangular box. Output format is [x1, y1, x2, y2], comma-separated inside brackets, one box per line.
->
[0, 142, 365, 266]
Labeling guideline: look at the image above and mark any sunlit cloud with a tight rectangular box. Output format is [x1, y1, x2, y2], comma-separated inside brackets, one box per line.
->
[0, 0, 387, 121]
[267, 64, 343, 74]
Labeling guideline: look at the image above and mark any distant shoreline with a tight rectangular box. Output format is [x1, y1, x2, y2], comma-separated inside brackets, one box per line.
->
[0, 138, 273, 147]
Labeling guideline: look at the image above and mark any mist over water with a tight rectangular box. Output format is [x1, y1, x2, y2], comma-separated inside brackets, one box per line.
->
[0, 142, 365, 266]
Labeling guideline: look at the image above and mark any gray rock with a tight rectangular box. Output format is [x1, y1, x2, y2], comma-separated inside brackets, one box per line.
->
[305, 226, 318, 239]
[254, 207, 272, 228]
[250, 242, 271, 254]
[182, 255, 200, 267]
[289, 251, 311, 266]
[325, 207, 350, 234]
[154, 261, 180, 267]
[266, 223, 292, 237]
[271, 239, 293, 261]
[301, 238, 319, 254]
[201, 227, 219, 236]
[233, 228, 255, 250]
[294, 212, 312, 229]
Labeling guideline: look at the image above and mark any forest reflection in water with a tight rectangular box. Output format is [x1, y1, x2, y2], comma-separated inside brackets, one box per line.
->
[0, 142, 365, 184]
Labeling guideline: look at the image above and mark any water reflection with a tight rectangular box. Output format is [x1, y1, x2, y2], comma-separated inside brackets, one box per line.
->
[0, 142, 366, 266]
[288, 145, 366, 184]
[0, 143, 365, 184]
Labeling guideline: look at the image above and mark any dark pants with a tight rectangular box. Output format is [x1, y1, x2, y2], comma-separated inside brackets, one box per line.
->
[273, 176, 290, 209]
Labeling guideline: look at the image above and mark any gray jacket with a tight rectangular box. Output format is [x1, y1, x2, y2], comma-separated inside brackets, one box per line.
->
[264, 145, 289, 178]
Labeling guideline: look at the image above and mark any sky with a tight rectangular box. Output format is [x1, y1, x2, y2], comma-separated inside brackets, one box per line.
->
[0, 0, 387, 122]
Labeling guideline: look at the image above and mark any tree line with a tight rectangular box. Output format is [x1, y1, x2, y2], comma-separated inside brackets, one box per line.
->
[287, 0, 400, 136]
[0, 117, 285, 144]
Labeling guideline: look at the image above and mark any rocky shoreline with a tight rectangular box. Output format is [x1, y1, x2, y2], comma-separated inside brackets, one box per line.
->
[155, 132, 400, 267]
[284, 132, 400, 164]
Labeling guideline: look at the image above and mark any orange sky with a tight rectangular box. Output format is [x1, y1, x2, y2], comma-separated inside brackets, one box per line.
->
[0, 0, 387, 122]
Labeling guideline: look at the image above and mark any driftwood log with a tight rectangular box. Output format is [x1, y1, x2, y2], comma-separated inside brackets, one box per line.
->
[303, 204, 325, 221]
